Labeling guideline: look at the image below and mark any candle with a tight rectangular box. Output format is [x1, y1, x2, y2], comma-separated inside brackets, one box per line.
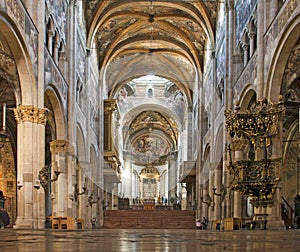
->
[2, 103, 6, 130]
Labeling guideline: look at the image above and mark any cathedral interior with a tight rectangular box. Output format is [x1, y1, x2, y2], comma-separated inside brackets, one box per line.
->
[0, 0, 299, 230]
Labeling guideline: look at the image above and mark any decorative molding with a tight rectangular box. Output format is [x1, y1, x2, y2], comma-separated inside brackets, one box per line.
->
[225, 97, 285, 151]
[232, 137, 247, 152]
[228, 158, 281, 207]
[13, 105, 49, 125]
[225, 97, 285, 207]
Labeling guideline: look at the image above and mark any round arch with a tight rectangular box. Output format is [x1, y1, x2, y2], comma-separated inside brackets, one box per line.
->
[266, 13, 300, 101]
[45, 85, 67, 140]
[213, 125, 224, 165]
[0, 14, 38, 106]
[239, 87, 257, 111]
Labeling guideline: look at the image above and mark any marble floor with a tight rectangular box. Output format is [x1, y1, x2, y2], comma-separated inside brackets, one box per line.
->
[0, 228, 300, 252]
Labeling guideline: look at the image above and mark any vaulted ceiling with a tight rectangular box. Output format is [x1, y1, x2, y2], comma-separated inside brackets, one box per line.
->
[85, 0, 218, 165]
[87, 0, 217, 91]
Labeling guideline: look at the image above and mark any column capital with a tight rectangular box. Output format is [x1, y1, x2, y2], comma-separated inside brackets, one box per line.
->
[243, 44, 250, 51]
[248, 32, 256, 40]
[50, 140, 67, 153]
[226, 0, 234, 10]
[13, 105, 48, 125]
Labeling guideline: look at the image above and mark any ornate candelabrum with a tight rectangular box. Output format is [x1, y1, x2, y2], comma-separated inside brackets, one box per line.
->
[200, 194, 212, 206]
[225, 97, 285, 207]
[38, 164, 61, 189]
[212, 184, 226, 203]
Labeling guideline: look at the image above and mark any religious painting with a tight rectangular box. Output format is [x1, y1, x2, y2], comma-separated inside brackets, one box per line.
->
[131, 135, 170, 165]
[143, 178, 157, 199]
[25, 16, 38, 78]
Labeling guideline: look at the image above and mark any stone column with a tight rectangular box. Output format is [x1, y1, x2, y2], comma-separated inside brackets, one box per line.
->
[202, 187, 211, 220]
[270, 0, 279, 21]
[266, 105, 285, 229]
[168, 154, 177, 202]
[47, 30, 54, 55]
[140, 176, 143, 200]
[232, 137, 247, 219]
[53, 38, 60, 64]
[224, 0, 234, 219]
[196, 86, 203, 220]
[67, 0, 77, 218]
[249, 33, 256, 57]
[256, 0, 265, 98]
[49, 140, 67, 216]
[112, 183, 118, 210]
[243, 44, 249, 66]
[213, 168, 222, 220]
[14, 105, 48, 228]
[156, 178, 160, 203]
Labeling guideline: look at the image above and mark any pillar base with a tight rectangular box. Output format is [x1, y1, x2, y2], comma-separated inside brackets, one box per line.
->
[266, 218, 286, 230]
[14, 217, 45, 229]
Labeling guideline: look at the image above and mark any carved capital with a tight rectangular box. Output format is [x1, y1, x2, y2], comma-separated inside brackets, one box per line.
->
[50, 140, 67, 153]
[13, 105, 49, 125]
[104, 99, 119, 114]
[226, 0, 234, 9]
[243, 44, 250, 51]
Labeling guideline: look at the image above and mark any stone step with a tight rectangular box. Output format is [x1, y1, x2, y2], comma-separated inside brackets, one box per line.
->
[103, 210, 195, 229]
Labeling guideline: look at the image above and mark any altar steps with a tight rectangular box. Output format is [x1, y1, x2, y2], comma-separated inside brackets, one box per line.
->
[103, 210, 195, 229]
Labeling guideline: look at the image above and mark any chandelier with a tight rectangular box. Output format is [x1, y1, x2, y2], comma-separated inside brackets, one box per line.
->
[225, 97, 285, 207]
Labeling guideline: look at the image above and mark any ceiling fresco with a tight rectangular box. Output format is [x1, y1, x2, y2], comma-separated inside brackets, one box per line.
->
[86, 1, 217, 166]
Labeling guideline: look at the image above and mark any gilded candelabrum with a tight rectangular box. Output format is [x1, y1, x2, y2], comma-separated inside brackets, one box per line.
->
[225, 97, 285, 207]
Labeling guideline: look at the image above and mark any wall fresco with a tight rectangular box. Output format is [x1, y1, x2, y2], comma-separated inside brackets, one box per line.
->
[46, 0, 67, 41]
[1, 0, 38, 79]
[216, 41, 225, 86]
[235, 0, 257, 44]
[44, 48, 68, 110]
[264, 0, 300, 78]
